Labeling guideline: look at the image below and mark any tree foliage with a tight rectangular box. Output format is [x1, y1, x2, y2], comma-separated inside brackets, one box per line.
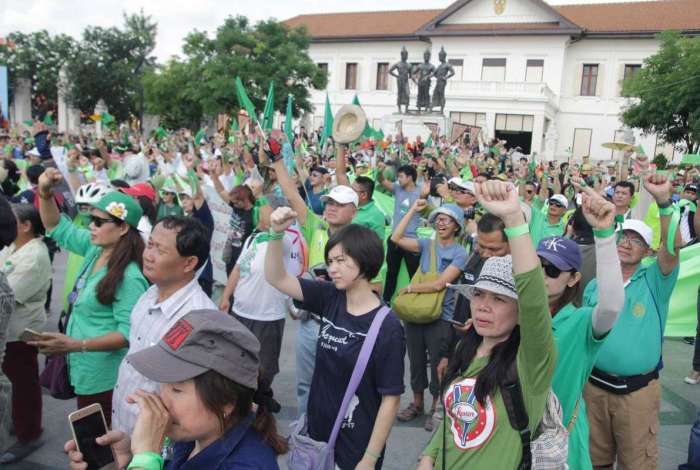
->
[622, 31, 700, 153]
[0, 31, 77, 115]
[143, 16, 327, 127]
[64, 11, 157, 121]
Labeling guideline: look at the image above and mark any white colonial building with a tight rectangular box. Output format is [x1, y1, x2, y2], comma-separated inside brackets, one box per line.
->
[285, 0, 700, 160]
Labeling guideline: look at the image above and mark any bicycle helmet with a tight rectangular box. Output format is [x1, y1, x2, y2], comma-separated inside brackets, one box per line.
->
[75, 183, 111, 205]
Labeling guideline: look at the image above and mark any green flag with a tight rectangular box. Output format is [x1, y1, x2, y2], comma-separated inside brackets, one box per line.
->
[320, 94, 333, 149]
[43, 113, 53, 125]
[235, 76, 257, 124]
[352, 94, 360, 106]
[100, 112, 115, 126]
[194, 128, 206, 145]
[426, 135, 433, 148]
[261, 81, 275, 131]
[284, 94, 294, 145]
[155, 127, 168, 140]
[23, 119, 33, 127]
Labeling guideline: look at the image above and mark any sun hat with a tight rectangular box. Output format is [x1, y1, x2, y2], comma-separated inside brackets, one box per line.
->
[321, 185, 359, 207]
[464, 255, 517, 300]
[549, 194, 568, 208]
[91, 191, 143, 228]
[121, 183, 156, 202]
[620, 219, 653, 247]
[429, 203, 465, 235]
[537, 236, 582, 272]
[127, 309, 260, 389]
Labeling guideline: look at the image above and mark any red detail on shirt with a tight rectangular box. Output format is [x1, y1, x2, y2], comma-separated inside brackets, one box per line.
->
[163, 319, 193, 350]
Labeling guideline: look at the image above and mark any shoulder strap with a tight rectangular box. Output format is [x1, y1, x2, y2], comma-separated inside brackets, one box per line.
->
[500, 360, 532, 470]
[429, 239, 438, 274]
[327, 306, 391, 448]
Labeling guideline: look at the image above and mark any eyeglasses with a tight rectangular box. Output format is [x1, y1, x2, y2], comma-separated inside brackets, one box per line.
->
[90, 215, 118, 228]
[434, 216, 454, 226]
[617, 234, 646, 248]
[525, 189, 534, 194]
[540, 260, 565, 278]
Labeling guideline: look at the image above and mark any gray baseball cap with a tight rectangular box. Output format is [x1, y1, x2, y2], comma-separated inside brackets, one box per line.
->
[127, 309, 260, 389]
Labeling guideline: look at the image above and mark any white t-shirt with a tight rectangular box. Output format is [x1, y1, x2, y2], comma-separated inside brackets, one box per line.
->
[232, 225, 306, 321]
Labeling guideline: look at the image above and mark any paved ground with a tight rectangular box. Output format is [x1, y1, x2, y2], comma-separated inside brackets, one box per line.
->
[2, 250, 698, 469]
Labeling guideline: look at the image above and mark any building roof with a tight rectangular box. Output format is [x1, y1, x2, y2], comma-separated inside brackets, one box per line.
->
[283, 0, 700, 40]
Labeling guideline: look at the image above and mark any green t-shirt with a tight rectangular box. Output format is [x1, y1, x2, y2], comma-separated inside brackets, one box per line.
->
[157, 202, 183, 221]
[301, 211, 330, 271]
[551, 303, 605, 470]
[48, 216, 149, 394]
[352, 200, 386, 242]
[583, 261, 679, 376]
[529, 200, 565, 246]
[423, 267, 556, 469]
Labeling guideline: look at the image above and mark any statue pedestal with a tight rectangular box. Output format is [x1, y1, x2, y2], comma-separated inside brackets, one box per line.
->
[381, 112, 449, 142]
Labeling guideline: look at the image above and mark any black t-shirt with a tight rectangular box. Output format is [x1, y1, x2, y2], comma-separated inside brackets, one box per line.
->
[298, 279, 405, 470]
[225, 206, 253, 272]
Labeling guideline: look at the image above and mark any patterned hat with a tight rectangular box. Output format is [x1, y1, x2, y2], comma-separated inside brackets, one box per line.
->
[464, 255, 517, 300]
[91, 191, 142, 228]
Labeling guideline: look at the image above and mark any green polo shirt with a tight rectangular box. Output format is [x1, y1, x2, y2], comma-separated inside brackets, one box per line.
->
[352, 200, 386, 242]
[48, 216, 149, 395]
[529, 200, 565, 246]
[583, 261, 679, 376]
[551, 303, 606, 470]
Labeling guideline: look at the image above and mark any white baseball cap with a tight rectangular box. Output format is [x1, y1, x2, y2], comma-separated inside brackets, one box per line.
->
[549, 194, 568, 208]
[620, 219, 653, 247]
[321, 185, 359, 207]
[448, 177, 475, 194]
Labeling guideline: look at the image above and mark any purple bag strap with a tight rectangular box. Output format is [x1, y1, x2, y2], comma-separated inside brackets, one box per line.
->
[327, 305, 391, 448]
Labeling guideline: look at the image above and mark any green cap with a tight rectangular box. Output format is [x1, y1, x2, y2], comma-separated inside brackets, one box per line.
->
[91, 192, 143, 228]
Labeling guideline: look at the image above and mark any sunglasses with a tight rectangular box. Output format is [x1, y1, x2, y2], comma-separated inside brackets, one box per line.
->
[539, 259, 569, 278]
[90, 215, 119, 228]
[549, 201, 565, 209]
[448, 185, 473, 195]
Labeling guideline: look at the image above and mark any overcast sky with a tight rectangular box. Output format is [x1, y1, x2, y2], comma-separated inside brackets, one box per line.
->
[1, 0, 659, 62]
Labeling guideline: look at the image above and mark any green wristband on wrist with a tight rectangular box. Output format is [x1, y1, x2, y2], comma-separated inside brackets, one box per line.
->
[365, 449, 381, 461]
[504, 223, 529, 239]
[593, 226, 616, 238]
[127, 452, 164, 470]
[268, 229, 285, 241]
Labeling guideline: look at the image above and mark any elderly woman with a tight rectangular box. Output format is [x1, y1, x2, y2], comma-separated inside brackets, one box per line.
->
[32, 168, 148, 424]
[65, 309, 286, 470]
[0, 205, 51, 463]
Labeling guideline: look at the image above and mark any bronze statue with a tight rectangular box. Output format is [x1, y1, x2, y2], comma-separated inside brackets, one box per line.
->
[413, 49, 435, 114]
[431, 47, 455, 115]
[389, 47, 411, 114]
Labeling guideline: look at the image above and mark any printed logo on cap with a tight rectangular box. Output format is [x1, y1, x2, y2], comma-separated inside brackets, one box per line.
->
[543, 238, 566, 252]
[164, 319, 193, 350]
[445, 377, 495, 450]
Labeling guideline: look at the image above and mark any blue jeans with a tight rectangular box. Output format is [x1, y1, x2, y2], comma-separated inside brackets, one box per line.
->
[680, 410, 700, 470]
[295, 318, 319, 417]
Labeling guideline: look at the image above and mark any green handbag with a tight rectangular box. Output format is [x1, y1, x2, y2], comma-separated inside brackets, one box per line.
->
[393, 240, 446, 324]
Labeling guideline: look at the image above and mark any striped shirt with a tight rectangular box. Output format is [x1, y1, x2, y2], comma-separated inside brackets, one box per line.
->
[111, 278, 216, 434]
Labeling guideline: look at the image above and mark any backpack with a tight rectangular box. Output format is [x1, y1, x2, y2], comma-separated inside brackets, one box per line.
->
[500, 362, 569, 470]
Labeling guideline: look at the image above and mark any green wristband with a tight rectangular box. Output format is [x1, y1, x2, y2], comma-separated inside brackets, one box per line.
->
[127, 452, 164, 470]
[268, 229, 285, 241]
[658, 205, 674, 216]
[504, 223, 529, 239]
[593, 226, 616, 238]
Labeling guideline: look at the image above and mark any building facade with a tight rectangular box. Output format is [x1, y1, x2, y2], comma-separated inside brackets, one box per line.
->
[284, 0, 700, 161]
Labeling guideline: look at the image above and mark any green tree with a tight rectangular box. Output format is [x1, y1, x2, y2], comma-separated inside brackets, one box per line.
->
[0, 31, 77, 116]
[622, 31, 700, 153]
[143, 16, 327, 127]
[65, 10, 157, 121]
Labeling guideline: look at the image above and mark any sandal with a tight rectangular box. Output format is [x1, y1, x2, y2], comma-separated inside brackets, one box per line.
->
[397, 403, 424, 422]
[424, 415, 435, 432]
[0, 438, 44, 464]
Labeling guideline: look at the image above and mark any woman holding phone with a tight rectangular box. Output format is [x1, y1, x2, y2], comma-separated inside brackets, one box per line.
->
[32, 168, 148, 424]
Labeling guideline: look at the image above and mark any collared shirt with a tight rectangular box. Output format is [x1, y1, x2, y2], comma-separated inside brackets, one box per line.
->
[352, 200, 386, 242]
[0, 238, 51, 342]
[111, 278, 217, 434]
[583, 261, 679, 376]
[167, 414, 279, 469]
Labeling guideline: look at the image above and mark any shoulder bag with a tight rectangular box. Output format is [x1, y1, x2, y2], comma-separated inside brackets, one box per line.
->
[393, 240, 445, 324]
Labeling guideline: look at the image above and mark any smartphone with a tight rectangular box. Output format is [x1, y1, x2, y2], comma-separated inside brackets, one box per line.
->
[68, 404, 117, 470]
[447, 319, 466, 327]
[20, 328, 43, 342]
[312, 267, 328, 279]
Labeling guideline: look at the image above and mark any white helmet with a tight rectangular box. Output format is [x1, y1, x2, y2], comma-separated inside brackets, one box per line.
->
[75, 183, 111, 205]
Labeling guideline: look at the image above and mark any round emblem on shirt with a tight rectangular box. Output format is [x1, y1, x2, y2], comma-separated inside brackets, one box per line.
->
[445, 377, 496, 450]
[632, 303, 646, 318]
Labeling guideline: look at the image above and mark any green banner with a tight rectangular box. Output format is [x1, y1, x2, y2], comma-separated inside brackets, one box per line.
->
[666, 243, 700, 337]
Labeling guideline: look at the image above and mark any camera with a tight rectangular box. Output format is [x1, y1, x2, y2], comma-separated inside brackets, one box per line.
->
[430, 174, 447, 198]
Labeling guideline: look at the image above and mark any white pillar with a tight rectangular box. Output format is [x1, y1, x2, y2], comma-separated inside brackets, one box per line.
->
[11, 78, 31, 125]
[531, 113, 545, 159]
[94, 99, 108, 138]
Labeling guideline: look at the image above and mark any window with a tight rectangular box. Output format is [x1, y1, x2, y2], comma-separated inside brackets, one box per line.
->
[525, 59, 544, 83]
[448, 59, 464, 80]
[572, 128, 593, 158]
[580, 64, 599, 96]
[495, 114, 534, 132]
[376, 62, 389, 90]
[481, 58, 506, 81]
[450, 112, 486, 126]
[345, 63, 358, 90]
[623, 64, 641, 81]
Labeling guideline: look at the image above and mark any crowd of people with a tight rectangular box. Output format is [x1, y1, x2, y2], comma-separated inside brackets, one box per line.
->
[0, 118, 698, 469]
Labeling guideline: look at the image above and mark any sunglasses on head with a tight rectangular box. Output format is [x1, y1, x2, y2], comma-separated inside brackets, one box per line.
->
[90, 215, 119, 228]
